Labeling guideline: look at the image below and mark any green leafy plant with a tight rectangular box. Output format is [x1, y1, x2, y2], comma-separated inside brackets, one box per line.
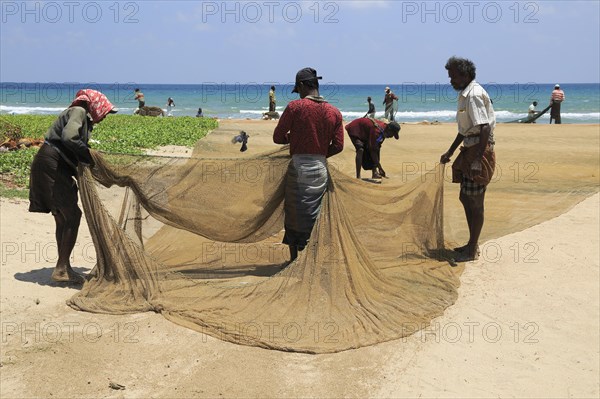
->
[0, 114, 218, 196]
[0, 147, 38, 186]
[92, 115, 218, 154]
[0, 183, 29, 199]
[0, 115, 55, 140]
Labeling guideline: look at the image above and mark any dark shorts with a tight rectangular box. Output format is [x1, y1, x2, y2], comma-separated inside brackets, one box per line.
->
[28, 144, 78, 215]
[350, 137, 365, 152]
[350, 138, 378, 171]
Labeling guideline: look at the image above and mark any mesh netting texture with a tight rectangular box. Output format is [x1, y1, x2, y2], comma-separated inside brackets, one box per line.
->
[68, 147, 461, 353]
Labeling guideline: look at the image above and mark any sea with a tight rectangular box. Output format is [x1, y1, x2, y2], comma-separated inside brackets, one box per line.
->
[1, 82, 599, 124]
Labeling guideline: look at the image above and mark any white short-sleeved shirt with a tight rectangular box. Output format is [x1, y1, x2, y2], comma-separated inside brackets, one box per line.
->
[457, 80, 495, 147]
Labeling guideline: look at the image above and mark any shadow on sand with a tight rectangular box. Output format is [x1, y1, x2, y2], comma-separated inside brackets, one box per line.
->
[14, 266, 91, 288]
[177, 263, 287, 280]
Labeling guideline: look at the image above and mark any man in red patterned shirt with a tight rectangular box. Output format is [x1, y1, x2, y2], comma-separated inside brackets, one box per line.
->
[345, 117, 400, 179]
[549, 84, 565, 124]
[273, 67, 344, 261]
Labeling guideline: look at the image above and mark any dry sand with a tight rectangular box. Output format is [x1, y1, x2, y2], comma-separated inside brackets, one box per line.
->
[1, 120, 598, 398]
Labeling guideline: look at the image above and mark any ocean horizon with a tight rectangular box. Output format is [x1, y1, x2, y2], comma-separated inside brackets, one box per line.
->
[1, 82, 598, 124]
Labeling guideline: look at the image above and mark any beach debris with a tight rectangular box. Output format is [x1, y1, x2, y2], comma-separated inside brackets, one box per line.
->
[231, 131, 249, 152]
[0, 119, 22, 141]
[0, 137, 44, 151]
[262, 111, 280, 120]
[0, 119, 43, 150]
[109, 381, 126, 390]
[134, 106, 165, 117]
[1, 118, 44, 150]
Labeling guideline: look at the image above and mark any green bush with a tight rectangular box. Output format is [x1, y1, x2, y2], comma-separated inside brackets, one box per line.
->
[0, 115, 56, 139]
[92, 114, 218, 154]
[0, 147, 38, 186]
[0, 114, 218, 194]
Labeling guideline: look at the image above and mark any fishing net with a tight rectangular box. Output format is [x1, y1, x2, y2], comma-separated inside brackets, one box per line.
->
[67, 146, 460, 353]
[67, 121, 600, 353]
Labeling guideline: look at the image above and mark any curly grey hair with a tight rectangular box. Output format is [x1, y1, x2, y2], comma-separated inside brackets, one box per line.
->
[445, 56, 476, 80]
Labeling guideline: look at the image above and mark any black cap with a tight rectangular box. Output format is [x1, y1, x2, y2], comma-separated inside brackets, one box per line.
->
[387, 121, 401, 139]
[292, 67, 322, 93]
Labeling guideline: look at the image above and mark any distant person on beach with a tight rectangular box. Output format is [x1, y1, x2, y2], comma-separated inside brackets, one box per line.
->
[345, 117, 400, 180]
[29, 89, 117, 284]
[528, 101, 538, 123]
[365, 96, 376, 118]
[549, 84, 565, 124]
[269, 86, 276, 112]
[528, 101, 538, 117]
[273, 67, 344, 262]
[196, 107, 203, 117]
[232, 131, 249, 152]
[166, 97, 175, 116]
[383, 87, 398, 121]
[440, 56, 496, 263]
[134, 88, 145, 109]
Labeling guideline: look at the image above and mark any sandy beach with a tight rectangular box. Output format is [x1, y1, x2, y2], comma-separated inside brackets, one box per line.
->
[1, 120, 599, 398]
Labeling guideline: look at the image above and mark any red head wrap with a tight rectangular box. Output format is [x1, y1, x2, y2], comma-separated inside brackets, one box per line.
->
[70, 89, 116, 123]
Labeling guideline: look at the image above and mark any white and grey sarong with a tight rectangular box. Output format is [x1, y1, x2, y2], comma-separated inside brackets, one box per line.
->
[283, 154, 328, 250]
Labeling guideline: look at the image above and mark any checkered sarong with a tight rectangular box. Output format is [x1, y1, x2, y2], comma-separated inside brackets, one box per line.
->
[460, 177, 487, 196]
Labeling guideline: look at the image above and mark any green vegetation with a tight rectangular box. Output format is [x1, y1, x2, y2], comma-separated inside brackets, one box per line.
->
[0, 114, 218, 197]
[0, 115, 56, 140]
[91, 115, 218, 154]
[0, 147, 39, 186]
[0, 183, 30, 199]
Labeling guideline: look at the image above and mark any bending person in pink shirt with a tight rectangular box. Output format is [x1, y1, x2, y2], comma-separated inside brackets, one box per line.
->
[273, 67, 344, 262]
[345, 117, 400, 180]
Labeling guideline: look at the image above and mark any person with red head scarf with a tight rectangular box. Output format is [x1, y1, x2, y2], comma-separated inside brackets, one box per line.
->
[29, 89, 117, 283]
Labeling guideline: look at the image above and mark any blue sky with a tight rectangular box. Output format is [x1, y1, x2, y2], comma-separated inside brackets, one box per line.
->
[1, 0, 599, 84]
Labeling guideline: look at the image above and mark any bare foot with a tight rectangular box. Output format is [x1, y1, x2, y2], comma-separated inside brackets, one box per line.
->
[51, 267, 85, 284]
[453, 244, 469, 253]
[454, 252, 479, 262]
[454, 246, 481, 262]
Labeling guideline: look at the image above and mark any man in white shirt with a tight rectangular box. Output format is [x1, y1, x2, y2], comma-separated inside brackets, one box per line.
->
[528, 101, 538, 122]
[440, 56, 496, 262]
